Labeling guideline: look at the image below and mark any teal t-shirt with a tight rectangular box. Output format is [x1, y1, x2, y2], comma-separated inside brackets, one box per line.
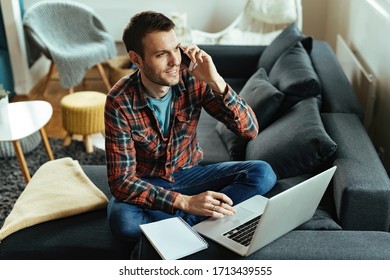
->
[147, 88, 173, 138]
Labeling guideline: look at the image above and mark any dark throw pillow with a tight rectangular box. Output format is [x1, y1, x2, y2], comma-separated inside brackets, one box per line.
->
[246, 97, 337, 179]
[264, 176, 342, 230]
[216, 68, 285, 160]
[268, 42, 322, 113]
[296, 208, 342, 230]
[216, 122, 246, 161]
[239, 68, 285, 129]
[269, 42, 321, 97]
[257, 23, 313, 73]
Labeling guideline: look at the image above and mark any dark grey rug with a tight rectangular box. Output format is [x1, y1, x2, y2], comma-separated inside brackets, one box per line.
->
[0, 138, 106, 227]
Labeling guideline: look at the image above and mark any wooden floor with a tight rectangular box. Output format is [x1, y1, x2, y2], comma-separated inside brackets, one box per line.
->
[10, 65, 111, 139]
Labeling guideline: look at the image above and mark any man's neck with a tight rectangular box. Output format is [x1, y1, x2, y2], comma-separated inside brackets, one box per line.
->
[140, 74, 170, 99]
[144, 86, 170, 99]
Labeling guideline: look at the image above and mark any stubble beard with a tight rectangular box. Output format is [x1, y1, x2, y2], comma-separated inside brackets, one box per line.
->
[143, 63, 180, 87]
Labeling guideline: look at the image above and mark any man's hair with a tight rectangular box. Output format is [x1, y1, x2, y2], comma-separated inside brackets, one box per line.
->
[123, 11, 175, 58]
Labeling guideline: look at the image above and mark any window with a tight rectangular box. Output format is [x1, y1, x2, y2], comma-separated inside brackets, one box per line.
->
[367, 0, 390, 18]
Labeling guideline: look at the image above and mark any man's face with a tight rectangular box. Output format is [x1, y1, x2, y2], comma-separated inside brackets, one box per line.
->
[138, 30, 181, 88]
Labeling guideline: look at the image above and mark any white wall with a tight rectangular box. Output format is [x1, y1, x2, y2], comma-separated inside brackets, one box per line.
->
[324, 0, 390, 173]
[24, 0, 246, 41]
[301, 0, 327, 40]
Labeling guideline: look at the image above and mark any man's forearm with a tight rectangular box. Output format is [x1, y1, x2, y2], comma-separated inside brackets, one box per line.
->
[208, 76, 228, 96]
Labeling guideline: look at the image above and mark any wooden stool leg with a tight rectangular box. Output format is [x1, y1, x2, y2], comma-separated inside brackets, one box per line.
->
[39, 127, 54, 160]
[63, 132, 73, 147]
[96, 63, 112, 91]
[84, 135, 94, 153]
[12, 140, 31, 183]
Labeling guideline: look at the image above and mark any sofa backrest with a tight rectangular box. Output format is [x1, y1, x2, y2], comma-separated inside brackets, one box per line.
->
[200, 44, 264, 80]
[201, 41, 364, 120]
[310, 41, 364, 120]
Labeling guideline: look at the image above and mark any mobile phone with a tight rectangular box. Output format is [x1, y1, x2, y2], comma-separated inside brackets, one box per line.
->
[180, 47, 197, 71]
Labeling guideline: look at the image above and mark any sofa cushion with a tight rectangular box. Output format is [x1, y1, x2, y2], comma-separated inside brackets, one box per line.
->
[132, 230, 390, 260]
[197, 111, 231, 164]
[216, 68, 285, 160]
[263, 174, 341, 230]
[269, 42, 322, 113]
[257, 23, 313, 73]
[215, 122, 246, 160]
[240, 68, 285, 128]
[246, 97, 337, 179]
[296, 208, 342, 230]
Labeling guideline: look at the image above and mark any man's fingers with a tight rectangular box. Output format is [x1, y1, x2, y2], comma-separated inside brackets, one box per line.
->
[209, 205, 235, 218]
[212, 192, 233, 206]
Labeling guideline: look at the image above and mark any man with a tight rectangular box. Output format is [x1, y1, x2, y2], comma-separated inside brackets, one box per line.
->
[105, 11, 276, 242]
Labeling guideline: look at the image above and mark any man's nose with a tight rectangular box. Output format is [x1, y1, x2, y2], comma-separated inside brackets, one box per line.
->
[170, 52, 181, 66]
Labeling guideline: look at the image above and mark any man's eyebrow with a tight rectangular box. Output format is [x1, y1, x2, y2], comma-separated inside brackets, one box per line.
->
[153, 44, 181, 55]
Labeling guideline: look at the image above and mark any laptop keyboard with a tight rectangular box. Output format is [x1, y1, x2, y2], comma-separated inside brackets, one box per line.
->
[223, 215, 262, 247]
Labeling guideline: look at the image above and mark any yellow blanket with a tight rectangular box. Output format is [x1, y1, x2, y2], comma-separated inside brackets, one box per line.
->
[0, 157, 108, 241]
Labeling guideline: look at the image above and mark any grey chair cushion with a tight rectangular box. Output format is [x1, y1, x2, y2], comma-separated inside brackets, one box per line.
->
[0, 131, 41, 159]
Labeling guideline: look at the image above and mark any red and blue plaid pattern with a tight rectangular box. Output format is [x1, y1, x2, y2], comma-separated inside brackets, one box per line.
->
[105, 69, 258, 214]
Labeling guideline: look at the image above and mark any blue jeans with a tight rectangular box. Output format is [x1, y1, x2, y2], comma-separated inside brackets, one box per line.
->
[107, 160, 276, 242]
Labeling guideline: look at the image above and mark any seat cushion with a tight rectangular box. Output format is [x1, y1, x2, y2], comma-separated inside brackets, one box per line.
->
[131, 230, 390, 260]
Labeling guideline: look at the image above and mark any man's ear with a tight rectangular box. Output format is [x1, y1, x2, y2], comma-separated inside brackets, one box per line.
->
[129, 51, 142, 68]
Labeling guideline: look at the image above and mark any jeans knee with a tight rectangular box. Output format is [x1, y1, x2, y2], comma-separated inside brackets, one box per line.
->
[107, 199, 142, 243]
[250, 160, 277, 195]
[108, 212, 142, 243]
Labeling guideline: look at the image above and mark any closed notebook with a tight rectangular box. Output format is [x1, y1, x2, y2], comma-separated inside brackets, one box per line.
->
[140, 217, 208, 260]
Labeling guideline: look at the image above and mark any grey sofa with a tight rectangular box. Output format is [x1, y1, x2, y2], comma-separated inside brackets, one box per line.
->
[132, 34, 390, 259]
[1, 25, 390, 260]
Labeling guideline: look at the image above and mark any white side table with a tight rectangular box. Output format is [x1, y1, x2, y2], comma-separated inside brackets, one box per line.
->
[0, 100, 55, 183]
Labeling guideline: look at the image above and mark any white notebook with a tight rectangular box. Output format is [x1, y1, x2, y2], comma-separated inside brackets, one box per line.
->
[140, 217, 208, 260]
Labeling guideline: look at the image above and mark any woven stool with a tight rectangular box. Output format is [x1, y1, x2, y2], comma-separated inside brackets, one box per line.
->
[61, 91, 106, 153]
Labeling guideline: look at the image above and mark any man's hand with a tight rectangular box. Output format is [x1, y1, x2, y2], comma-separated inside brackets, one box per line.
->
[174, 191, 236, 218]
[180, 44, 227, 95]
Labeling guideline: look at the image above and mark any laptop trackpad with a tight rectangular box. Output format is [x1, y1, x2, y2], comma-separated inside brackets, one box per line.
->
[229, 206, 254, 221]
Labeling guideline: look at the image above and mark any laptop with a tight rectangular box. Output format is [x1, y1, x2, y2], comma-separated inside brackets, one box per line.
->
[192, 166, 337, 256]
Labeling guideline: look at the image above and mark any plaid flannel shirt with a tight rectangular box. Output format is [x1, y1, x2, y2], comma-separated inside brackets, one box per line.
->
[105, 69, 258, 214]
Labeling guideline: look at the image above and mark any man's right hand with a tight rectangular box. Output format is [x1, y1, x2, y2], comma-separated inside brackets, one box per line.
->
[174, 191, 236, 218]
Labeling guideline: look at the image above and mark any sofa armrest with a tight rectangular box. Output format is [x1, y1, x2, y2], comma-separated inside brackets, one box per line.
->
[311, 41, 364, 120]
[322, 113, 390, 231]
